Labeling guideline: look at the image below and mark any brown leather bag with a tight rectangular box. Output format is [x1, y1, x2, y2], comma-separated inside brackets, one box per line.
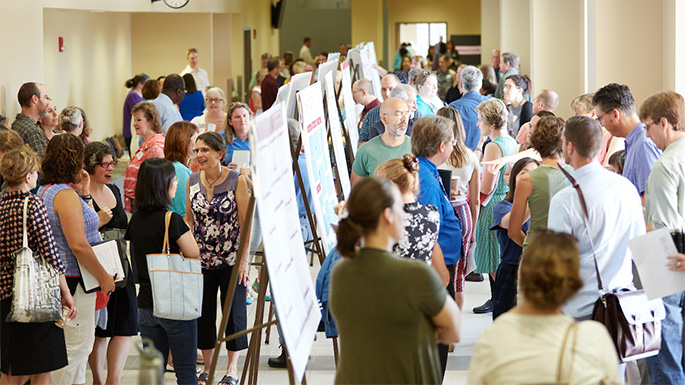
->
[558, 163, 665, 363]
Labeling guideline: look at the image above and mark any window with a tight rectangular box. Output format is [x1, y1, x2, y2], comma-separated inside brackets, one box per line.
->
[398, 23, 447, 60]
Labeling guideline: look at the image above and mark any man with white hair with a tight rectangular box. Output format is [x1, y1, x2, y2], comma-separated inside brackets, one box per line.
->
[494, 52, 519, 100]
[358, 74, 401, 144]
[448, 66, 491, 150]
[367, 84, 422, 140]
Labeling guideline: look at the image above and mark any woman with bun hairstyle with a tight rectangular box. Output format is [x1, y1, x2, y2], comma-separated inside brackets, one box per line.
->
[490, 157, 539, 319]
[123, 73, 149, 156]
[469, 231, 621, 384]
[330, 177, 461, 384]
[375, 154, 449, 285]
[59, 106, 85, 138]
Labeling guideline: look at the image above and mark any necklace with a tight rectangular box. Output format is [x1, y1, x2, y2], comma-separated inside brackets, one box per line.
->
[206, 167, 223, 187]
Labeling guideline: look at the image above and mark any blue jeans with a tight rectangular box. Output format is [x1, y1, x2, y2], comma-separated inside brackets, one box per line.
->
[646, 291, 685, 384]
[138, 308, 198, 385]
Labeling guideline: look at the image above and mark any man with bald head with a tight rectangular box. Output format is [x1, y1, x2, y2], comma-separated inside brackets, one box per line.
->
[358, 74, 401, 144]
[532, 89, 559, 114]
[367, 84, 422, 140]
[351, 97, 412, 186]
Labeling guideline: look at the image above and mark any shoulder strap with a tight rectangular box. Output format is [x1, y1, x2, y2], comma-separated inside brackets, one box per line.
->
[557, 162, 604, 292]
[163, 211, 172, 254]
[22, 196, 29, 249]
[556, 321, 581, 384]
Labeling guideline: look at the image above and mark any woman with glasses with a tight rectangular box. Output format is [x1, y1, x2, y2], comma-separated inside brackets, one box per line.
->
[472, 99, 519, 315]
[84, 142, 137, 385]
[191, 87, 227, 135]
[184, 132, 250, 385]
[502, 74, 533, 137]
[165, 121, 199, 217]
[123, 102, 165, 213]
[415, 71, 444, 117]
[222, 102, 252, 171]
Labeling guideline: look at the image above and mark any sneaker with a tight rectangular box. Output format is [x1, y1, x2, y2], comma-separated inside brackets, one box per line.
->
[267, 349, 287, 368]
[246, 287, 254, 305]
[473, 299, 493, 314]
[465, 272, 484, 282]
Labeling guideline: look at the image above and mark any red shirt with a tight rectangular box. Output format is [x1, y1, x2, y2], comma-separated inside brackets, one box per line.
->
[359, 98, 381, 128]
[261, 75, 279, 111]
[124, 133, 165, 212]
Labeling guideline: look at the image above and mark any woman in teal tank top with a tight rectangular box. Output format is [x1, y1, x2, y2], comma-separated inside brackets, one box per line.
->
[472, 100, 518, 313]
[509, 116, 572, 250]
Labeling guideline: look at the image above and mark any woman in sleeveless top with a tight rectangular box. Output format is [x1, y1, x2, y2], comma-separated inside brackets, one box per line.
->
[472, 100, 519, 314]
[185, 132, 250, 385]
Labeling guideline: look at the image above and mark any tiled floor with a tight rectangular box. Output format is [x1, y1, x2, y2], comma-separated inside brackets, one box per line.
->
[86, 264, 492, 385]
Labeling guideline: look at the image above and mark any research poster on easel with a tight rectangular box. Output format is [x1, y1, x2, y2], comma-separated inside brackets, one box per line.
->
[324, 71, 351, 199]
[250, 103, 320, 383]
[360, 42, 383, 101]
[341, 60, 359, 153]
[298, 83, 340, 256]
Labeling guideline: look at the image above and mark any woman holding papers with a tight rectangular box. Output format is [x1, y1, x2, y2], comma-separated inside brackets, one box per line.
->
[39, 134, 116, 385]
[185, 131, 251, 385]
[0, 148, 76, 384]
[331, 177, 461, 384]
[222, 102, 252, 170]
[469, 231, 620, 384]
[191, 87, 227, 135]
[84, 142, 138, 385]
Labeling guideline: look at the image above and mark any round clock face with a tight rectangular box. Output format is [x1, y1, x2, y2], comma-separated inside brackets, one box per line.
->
[164, 0, 189, 9]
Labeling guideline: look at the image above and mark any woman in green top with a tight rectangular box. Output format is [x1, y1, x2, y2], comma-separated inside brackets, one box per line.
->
[509, 116, 572, 249]
[330, 177, 461, 385]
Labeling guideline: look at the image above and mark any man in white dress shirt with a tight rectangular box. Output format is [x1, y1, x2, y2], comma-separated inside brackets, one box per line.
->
[547, 115, 645, 319]
[181, 48, 209, 97]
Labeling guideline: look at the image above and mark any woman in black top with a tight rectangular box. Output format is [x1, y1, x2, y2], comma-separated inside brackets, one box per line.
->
[84, 142, 138, 385]
[125, 158, 200, 385]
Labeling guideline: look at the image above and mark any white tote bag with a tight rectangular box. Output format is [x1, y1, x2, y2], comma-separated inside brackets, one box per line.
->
[146, 211, 203, 321]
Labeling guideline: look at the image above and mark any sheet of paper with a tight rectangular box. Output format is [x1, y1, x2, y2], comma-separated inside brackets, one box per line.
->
[232, 150, 250, 167]
[340, 60, 359, 154]
[627, 228, 685, 300]
[317, 59, 338, 96]
[324, 71, 351, 199]
[359, 43, 383, 101]
[80, 240, 125, 293]
[326, 52, 340, 63]
[250, 103, 319, 383]
[298, 83, 339, 256]
[283, 72, 312, 119]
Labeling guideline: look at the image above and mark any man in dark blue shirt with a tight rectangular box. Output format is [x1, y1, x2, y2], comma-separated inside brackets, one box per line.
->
[448, 66, 491, 151]
[411, 115, 462, 381]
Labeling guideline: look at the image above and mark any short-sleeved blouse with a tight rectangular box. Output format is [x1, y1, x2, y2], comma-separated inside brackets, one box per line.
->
[39, 184, 101, 276]
[0, 191, 65, 300]
[124, 133, 165, 212]
[393, 201, 440, 264]
[187, 170, 241, 269]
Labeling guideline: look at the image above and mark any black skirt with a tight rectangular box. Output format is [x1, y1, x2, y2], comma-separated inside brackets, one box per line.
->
[95, 274, 139, 337]
[0, 297, 68, 375]
[493, 261, 519, 320]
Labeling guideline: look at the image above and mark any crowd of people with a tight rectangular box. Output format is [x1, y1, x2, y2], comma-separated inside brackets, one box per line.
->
[1, 39, 685, 385]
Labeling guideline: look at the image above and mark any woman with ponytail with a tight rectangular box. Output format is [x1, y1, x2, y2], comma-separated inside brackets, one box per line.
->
[330, 177, 461, 385]
[469, 231, 620, 384]
[122, 73, 149, 156]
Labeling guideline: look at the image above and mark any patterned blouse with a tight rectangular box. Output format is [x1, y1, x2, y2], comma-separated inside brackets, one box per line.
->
[124, 133, 165, 212]
[393, 201, 441, 264]
[0, 190, 65, 300]
[187, 169, 241, 270]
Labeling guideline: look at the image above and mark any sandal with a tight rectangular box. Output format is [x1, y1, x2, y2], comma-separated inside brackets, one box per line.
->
[218, 375, 239, 385]
[197, 372, 209, 385]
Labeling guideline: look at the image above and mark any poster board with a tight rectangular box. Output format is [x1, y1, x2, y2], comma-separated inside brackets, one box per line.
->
[297, 84, 339, 256]
[341, 60, 359, 153]
[326, 52, 341, 63]
[324, 71, 351, 199]
[359, 43, 383, 101]
[280, 72, 313, 119]
[250, 103, 320, 382]
[317, 59, 339, 96]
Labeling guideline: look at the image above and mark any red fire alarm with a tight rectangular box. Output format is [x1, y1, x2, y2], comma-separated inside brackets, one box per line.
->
[59, 37, 65, 52]
[253, 29, 257, 39]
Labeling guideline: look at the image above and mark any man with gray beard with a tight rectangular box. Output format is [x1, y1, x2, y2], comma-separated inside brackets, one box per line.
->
[350, 97, 412, 187]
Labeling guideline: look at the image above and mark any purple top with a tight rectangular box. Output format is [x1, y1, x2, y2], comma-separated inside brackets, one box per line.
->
[122, 90, 143, 138]
[623, 122, 662, 195]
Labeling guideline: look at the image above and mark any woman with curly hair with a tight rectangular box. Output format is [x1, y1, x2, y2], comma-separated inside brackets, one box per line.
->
[508, 115, 571, 250]
[124, 102, 165, 212]
[38, 134, 116, 385]
[469, 231, 620, 384]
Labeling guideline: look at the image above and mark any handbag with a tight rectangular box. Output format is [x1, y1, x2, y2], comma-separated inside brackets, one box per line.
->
[6, 196, 62, 323]
[558, 163, 665, 362]
[146, 211, 203, 321]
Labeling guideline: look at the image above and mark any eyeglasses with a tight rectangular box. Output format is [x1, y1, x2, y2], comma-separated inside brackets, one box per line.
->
[447, 139, 458, 146]
[206, 98, 224, 104]
[229, 102, 249, 109]
[383, 111, 410, 119]
[595, 111, 608, 124]
[192, 147, 212, 154]
[644, 119, 660, 131]
[98, 160, 118, 169]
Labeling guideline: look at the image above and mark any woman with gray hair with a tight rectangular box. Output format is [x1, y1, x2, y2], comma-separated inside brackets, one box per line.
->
[472, 99, 519, 314]
[58, 106, 84, 137]
[191, 87, 227, 134]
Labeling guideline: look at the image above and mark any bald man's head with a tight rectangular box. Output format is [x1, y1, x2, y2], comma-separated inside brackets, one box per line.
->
[533, 89, 559, 114]
[380, 97, 410, 137]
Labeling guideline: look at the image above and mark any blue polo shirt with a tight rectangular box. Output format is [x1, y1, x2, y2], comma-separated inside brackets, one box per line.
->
[219, 132, 251, 166]
[623, 122, 661, 195]
[448, 91, 491, 150]
[416, 156, 462, 265]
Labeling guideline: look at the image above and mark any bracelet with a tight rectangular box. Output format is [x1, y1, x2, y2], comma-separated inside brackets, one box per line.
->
[80, 194, 93, 204]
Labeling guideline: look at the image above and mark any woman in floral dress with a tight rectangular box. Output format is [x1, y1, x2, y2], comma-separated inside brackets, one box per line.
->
[184, 131, 250, 385]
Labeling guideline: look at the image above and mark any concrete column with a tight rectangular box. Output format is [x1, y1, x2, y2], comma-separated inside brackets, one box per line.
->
[499, 0, 531, 76]
[481, 0, 500, 65]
